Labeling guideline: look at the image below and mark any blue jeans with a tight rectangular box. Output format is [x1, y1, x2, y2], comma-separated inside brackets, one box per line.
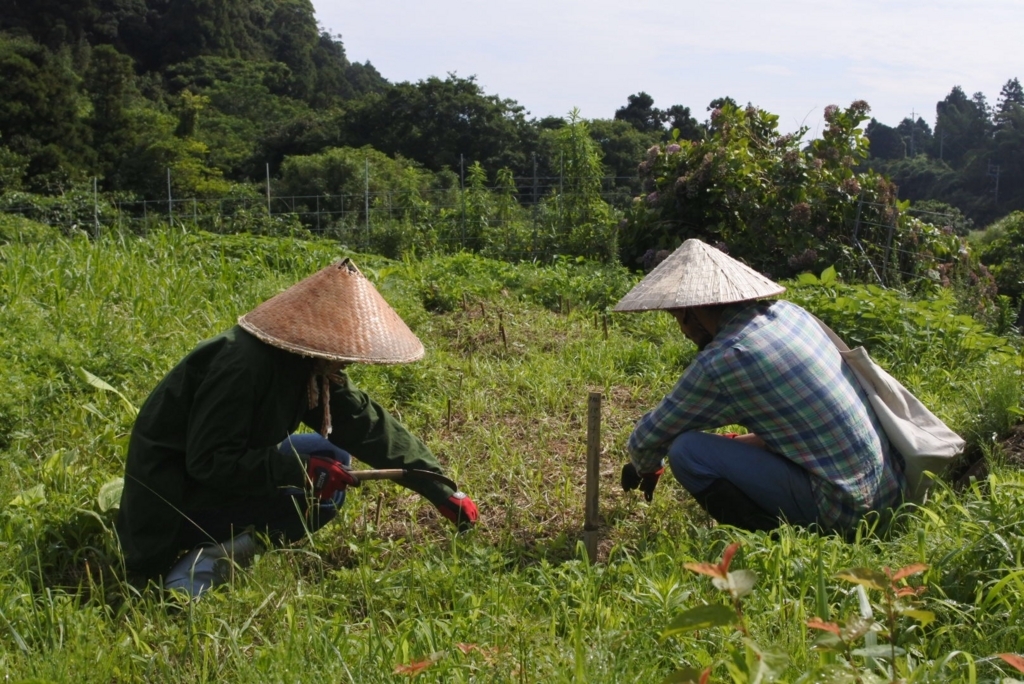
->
[178, 434, 351, 549]
[667, 431, 819, 527]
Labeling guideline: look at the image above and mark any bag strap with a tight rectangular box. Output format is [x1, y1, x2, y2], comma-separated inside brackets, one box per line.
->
[810, 314, 852, 353]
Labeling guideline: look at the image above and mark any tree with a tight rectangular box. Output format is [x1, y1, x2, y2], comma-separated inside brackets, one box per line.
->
[865, 119, 904, 160]
[85, 44, 142, 185]
[996, 77, 1024, 128]
[277, 145, 434, 229]
[614, 92, 663, 133]
[587, 118, 660, 206]
[344, 74, 536, 177]
[538, 110, 618, 261]
[622, 101, 970, 286]
[664, 104, 702, 141]
[896, 116, 932, 157]
[934, 86, 991, 167]
[0, 35, 92, 187]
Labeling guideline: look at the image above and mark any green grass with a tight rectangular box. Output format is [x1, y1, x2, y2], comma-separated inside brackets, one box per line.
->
[1, 224, 1023, 682]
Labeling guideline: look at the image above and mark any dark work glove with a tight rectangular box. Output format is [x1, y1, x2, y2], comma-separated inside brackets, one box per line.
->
[307, 455, 358, 501]
[434, 492, 479, 532]
[621, 462, 665, 502]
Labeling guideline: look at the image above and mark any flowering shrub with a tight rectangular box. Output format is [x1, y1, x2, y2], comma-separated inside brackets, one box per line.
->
[620, 103, 978, 290]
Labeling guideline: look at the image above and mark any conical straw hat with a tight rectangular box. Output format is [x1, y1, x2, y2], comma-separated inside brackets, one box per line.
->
[613, 239, 785, 312]
[239, 259, 425, 364]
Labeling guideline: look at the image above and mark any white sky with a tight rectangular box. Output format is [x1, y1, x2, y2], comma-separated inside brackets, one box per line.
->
[312, 0, 1023, 138]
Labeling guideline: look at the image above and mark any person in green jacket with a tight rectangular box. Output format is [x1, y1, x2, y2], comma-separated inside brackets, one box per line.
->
[116, 259, 478, 583]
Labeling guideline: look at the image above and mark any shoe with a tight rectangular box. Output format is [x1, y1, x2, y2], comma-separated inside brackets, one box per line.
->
[164, 531, 260, 597]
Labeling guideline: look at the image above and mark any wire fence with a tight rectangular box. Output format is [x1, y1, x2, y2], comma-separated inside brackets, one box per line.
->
[0, 172, 966, 288]
[0, 172, 640, 262]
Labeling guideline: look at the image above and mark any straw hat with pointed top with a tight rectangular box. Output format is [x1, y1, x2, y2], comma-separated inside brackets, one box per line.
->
[613, 239, 785, 312]
[238, 258, 425, 364]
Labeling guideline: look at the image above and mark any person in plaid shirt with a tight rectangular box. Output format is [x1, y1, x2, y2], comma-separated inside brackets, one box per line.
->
[615, 240, 906, 532]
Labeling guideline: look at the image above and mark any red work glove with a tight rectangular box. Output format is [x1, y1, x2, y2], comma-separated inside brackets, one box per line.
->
[435, 492, 479, 532]
[307, 455, 358, 501]
[621, 462, 665, 502]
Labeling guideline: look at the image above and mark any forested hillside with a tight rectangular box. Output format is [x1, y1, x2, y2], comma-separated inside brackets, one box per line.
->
[1, 1, 1022, 290]
[865, 80, 1024, 227]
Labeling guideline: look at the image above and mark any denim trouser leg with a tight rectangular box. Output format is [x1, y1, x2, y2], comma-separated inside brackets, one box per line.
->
[278, 432, 352, 510]
[279, 433, 352, 465]
[667, 431, 819, 527]
[176, 434, 352, 550]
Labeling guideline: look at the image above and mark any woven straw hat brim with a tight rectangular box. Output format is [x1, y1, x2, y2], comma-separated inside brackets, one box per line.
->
[613, 239, 785, 312]
[238, 259, 424, 364]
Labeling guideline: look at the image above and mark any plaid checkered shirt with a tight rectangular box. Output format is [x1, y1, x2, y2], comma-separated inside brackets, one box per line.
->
[628, 300, 906, 530]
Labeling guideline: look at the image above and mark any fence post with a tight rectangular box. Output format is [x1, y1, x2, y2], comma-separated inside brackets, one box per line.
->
[558, 151, 564, 226]
[583, 391, 602, 563]
[364, 158, 370, 246]
[92, 177, 99, 238]
[167, 168, 173, 227]
[266, 163, 272, 217]
[316, 195, 321, 233]
[882, 207, 897, 287]
[460, 153, 466, 248]
[532, 152, 539, 257]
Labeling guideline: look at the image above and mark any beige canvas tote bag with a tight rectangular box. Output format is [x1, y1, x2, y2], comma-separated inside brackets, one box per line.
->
[814, 317, 965, 504]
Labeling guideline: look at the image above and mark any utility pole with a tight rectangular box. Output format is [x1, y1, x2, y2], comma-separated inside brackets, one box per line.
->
[909, 110, 915, 157]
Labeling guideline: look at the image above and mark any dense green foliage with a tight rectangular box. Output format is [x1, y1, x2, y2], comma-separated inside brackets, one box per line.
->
[975, 211, 1024, 309]
[1, 227, 1023, 681]
[3, 2, 1020, 232]
[619, 102, 985, 296]
[865, 80, 1024, 225]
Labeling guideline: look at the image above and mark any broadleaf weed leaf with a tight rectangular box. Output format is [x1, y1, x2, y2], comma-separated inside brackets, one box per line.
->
[840, 615, 875, 642]
[900, 609, 935, 626]
[662, 604, 738, 638]
[836, 568, 887, 591]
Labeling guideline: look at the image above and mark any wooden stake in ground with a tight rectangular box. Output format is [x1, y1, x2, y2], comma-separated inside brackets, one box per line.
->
[584, 391, 602, 563]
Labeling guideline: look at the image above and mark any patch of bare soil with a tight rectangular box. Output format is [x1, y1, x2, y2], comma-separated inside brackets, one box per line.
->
[954, 424, 1024, 488]
[998, 423, 1024, 469]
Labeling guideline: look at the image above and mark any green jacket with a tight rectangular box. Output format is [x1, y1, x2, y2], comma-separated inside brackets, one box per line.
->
[116, 326, 452, 576]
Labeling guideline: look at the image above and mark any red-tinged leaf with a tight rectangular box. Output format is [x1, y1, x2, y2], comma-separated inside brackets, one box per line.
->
[684, 562, 727, 579]
[700, 667, 711, 684]
[456, 643, 476, 654]
[999, 653, 1024, 674]
[806, 617, 842, 636]
[393, 660, 433, 676]
[891, 563, 929, 582]
[393, 653, 443, 676]
[720, 542, 741, 573]
[895, 585, 927, 598]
